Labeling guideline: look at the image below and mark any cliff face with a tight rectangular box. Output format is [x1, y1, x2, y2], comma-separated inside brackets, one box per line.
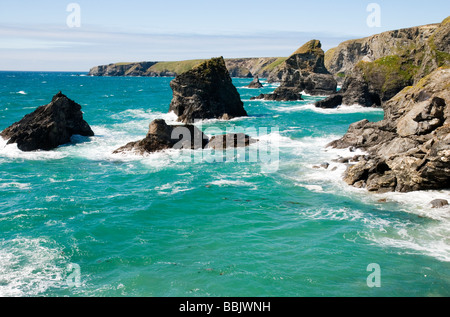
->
[316, 17, 450, 109]
[88, 58, 286, 78]
[324, 22, 448, 84]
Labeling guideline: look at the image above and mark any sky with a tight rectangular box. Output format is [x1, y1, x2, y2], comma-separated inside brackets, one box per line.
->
[0, 0, 449, 71]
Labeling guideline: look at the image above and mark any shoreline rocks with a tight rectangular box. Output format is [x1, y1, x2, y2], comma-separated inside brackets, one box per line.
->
[329, 67, 450, 193]
[0, 92, 94, 151]
[168, 57, 248, 123]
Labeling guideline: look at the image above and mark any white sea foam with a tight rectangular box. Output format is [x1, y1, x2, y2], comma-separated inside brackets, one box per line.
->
[12, 91, 27, 95]
[0, 182, 31, 190]
[271, 103, 384, 114]
[0, 138, 67, 161]
[0, 238, 68, 297]
[279, 132, 450, 262]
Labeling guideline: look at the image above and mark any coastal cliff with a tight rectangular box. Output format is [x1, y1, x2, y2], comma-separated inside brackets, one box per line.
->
[88, 57, 287, 78]
[317, 17, 450, 109]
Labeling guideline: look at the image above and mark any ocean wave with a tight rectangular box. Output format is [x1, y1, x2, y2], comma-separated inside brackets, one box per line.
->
[271, 103, 384, 114]
[0, 238, 68, 297]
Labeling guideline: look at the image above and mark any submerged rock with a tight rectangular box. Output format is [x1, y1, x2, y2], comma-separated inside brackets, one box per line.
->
[329, 67, 450, 193]
[430, 199, 449, 208]
[113, 119, 209, 155]
[168, 57, 248, 123]
[0, 92, 94, 151]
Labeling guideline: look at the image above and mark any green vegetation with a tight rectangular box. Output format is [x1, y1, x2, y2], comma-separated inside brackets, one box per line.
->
[292, 39, 323, 55]
[357, 55, 418, 95]
[147, 59, 206, 74]
[261, 57, 288, 72]
[113, 62, 135, 66]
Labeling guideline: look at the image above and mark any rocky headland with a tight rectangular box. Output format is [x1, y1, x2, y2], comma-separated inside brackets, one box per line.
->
[0, 92, 94, 151]
[168, 57, 248, 123]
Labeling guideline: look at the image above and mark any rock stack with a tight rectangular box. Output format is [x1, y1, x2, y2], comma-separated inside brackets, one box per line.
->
[168, 57, 248, 123]
[0, 92, 94, 151]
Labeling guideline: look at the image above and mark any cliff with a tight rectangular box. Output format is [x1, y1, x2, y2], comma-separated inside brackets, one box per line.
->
[316, 16, 450, 109]
[88, 57, 287, 78]
[325, 17, 450, 85]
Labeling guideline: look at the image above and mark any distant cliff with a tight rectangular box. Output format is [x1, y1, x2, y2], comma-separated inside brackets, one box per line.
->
[88, 57, 287, 78]
[324, 17, 450, 85]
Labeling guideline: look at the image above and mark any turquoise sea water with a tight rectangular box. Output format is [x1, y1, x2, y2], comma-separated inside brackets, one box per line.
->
[0, 71, 449, 297]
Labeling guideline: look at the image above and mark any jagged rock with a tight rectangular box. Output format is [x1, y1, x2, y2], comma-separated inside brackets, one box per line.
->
[247, 76, 263, 88]
[261, 40, 337, 99]
[0, 92, 94, 151]
[206, 133, 258, 150]
[168, 57, 248, 123]
[329, 67, 450, 193]
[113, 119, 209, 155]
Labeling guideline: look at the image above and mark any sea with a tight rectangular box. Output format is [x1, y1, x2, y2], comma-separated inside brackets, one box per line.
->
[0, 71, 449, 297]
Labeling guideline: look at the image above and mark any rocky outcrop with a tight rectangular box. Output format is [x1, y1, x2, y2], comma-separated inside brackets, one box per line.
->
[318, 17, 450, 108]
[113, 119, 209, 155]
[256, 40, 337, 101]
[168, 57, 248, 123]
[250, 88, 303, 101]
[0, 92, 94, 151]
[329, 67, 450, 193]
[247, 76, 263, 88]
[206, 133, 258, 149]
[113, 119, 257, 155]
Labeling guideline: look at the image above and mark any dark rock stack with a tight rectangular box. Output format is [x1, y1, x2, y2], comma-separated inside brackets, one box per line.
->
[247, 76, 263, 88]
[329, 68, 450, 193]
[255, 40, 337, 101]
[168, 57, 248, 123]
[0, 92, 94, 151]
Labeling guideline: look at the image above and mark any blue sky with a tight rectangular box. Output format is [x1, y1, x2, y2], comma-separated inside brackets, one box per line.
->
[0, 0, 449, 71]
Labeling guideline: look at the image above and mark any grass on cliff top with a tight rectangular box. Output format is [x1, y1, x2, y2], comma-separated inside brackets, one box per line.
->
[291, 40, 324, 56]
[357, 55, 417, 93]
[261, 57, 288, 72]
[147, 59, 206, 74]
